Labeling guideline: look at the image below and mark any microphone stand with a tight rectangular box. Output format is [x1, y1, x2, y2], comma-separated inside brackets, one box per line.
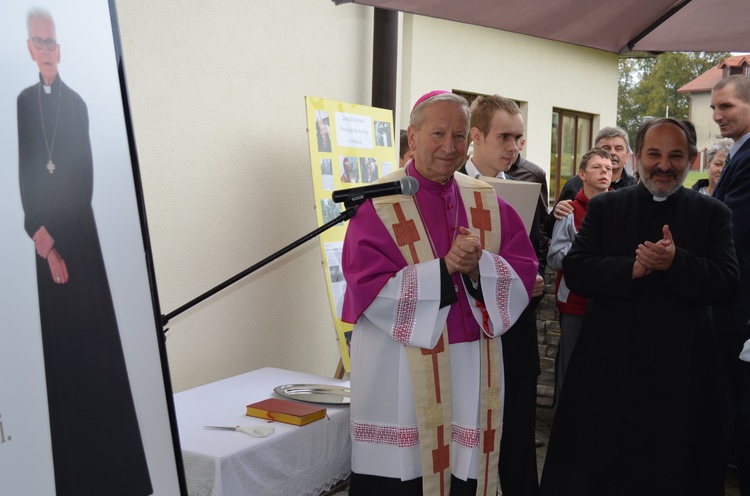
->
[161, 200, 363, 332]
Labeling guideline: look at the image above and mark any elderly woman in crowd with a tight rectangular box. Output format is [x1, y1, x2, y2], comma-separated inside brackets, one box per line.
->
[692, 138, 733, 196]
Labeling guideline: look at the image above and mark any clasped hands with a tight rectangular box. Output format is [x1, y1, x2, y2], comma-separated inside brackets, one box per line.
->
[445, 227, 544, 297]
[632, 224, 675, 279]
[33, 226, 69, 284]
[445, 226, 482, 282]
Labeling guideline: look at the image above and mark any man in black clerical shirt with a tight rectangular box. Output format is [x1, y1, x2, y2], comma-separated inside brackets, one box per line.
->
[18, 8, 152, 495]
[541, 118, 739, 495]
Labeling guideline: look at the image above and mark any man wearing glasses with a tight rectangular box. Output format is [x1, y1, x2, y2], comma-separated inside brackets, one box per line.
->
[17, 8, 152, 495]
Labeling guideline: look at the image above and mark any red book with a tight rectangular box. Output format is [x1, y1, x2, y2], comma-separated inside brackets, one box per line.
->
[246, 398, 326, 426]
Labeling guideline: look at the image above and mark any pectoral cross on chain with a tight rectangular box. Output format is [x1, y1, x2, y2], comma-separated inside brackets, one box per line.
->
[47, 160, 55, 174]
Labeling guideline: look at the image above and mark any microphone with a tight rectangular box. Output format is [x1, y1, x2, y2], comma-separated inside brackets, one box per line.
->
[331, 176, 419, 204]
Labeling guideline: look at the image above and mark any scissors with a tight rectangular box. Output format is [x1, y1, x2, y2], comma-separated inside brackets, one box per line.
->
[204, 425, 275, 438]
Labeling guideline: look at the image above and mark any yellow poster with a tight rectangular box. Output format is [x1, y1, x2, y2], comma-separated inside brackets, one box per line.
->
[305, 96, 396, 373]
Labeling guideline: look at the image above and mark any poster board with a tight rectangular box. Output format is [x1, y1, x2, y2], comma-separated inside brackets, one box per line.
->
[0, 2, 185, 494]
[305, 96, 396, 373]
[479, 176, 541, 235]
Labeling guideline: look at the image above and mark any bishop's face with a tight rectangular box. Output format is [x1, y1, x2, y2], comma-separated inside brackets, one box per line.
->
[408, 101, 469, 183]
[27, 16, 60, 86]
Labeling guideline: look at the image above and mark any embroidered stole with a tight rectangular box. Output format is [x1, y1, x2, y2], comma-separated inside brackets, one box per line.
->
[372, 170, 504, 496]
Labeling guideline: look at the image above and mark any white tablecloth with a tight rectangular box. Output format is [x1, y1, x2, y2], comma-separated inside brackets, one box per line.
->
[174, 367, 351, 496]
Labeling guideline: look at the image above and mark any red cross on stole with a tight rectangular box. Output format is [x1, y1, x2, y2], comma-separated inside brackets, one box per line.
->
[433, 425, 451, 490]
[422, 334, 446, 403]
[422, 336, 450, 492]
[393, 203, 421, 263]
[372, 172, 503, 496]
[470, 191, 492, 248]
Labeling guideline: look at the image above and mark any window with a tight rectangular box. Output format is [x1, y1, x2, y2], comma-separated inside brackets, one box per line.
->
[453, 90, 482, 109]
[550, 109, 593, 204]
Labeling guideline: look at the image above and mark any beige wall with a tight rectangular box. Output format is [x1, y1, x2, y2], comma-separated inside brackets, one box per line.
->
[115, 2, 619, 393]
[690, 92, 724, 153]
[116, 0, 373, 391]
[400, 15, 619, 177]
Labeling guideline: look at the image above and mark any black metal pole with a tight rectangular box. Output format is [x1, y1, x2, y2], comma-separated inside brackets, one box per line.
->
[161, 203, 361, 329]
[371, 8, 398, 114]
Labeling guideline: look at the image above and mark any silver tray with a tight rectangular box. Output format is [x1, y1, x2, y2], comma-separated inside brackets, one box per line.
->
[274, 383, 351, 405]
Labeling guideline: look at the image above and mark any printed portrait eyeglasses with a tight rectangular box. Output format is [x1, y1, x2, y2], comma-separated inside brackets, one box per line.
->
[31, 37, 58, 51]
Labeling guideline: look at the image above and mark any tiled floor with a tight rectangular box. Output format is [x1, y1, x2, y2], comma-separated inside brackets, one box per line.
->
[330, 406, 742, 495]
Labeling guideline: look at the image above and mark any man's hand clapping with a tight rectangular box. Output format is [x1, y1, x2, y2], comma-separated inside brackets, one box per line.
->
[632, 224, 675, 279]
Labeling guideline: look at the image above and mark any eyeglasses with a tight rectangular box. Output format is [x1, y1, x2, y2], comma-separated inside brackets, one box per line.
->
[31, 37, 57, 51]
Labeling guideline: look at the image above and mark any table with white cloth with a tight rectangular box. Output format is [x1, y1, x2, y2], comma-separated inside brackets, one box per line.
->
[174, 367, 351, 496]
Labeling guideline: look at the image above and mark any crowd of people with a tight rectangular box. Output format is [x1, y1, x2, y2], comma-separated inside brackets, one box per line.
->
[342, 82, 750, 495]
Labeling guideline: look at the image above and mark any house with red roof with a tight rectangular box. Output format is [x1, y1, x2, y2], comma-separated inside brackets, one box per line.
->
[679, 55, 750, 155]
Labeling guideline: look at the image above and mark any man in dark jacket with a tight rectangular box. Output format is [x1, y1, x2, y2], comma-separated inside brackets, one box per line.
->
[711, 75, 750, 494]
[462, 94, 544, 496]
[541, 118, 739, 496]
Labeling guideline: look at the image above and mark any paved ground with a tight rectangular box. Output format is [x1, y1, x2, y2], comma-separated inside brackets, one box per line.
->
[329, 406, 742, 495]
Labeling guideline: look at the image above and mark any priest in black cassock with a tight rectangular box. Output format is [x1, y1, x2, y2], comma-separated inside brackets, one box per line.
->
[540, 118, 740, 496]
[17, 9, 152, 495]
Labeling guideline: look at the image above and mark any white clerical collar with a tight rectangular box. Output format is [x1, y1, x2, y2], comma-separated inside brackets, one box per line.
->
[43, 84, 52, 94]
[652, 195, 667, 202]
[466, 157, 506, 180]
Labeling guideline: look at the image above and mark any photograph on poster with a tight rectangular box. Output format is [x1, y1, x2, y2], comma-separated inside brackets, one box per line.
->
[315, 110, 331, 153]
[0, 1, 183, 495]
[321, 157, 333, 176]
[320, 198, 344, 226]
[339, 155, 359, 183]
[374, 120, 392, 147]
[359, 157, 378, 183]
[324, 242, 346, 319]
[320, 157, 333, 190]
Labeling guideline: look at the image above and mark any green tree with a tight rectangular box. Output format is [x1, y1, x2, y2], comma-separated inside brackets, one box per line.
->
[618, 52, 730, 143]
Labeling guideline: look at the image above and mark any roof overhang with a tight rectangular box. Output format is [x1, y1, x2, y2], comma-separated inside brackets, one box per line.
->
[334, 0, 750, 54]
